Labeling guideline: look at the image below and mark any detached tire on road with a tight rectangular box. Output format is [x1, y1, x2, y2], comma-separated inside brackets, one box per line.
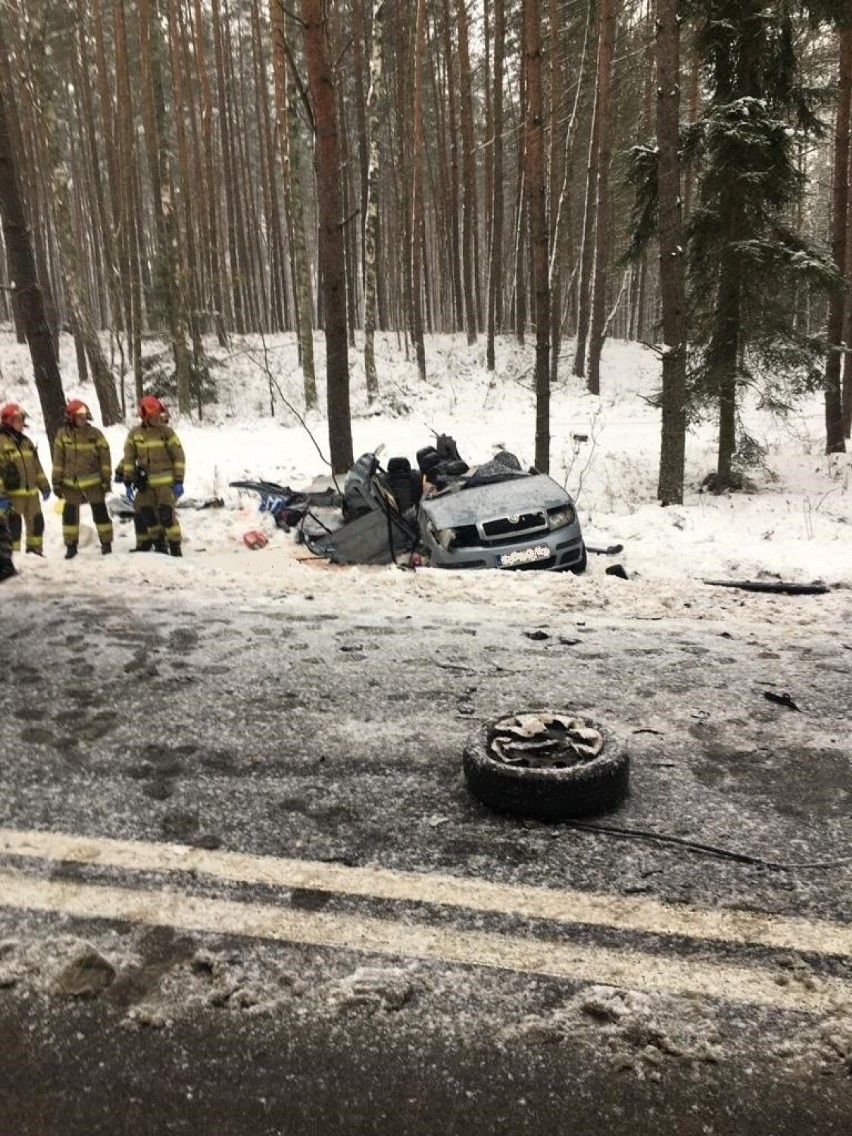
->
[463, 711, 629, 822]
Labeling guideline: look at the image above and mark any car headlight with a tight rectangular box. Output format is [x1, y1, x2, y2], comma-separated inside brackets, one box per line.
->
[547, 505, 575, 530]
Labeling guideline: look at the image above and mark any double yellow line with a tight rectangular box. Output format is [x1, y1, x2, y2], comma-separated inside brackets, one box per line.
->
[1, 828, 849, 1013]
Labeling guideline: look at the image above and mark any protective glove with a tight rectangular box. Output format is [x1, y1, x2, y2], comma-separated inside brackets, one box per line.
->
[0, 496, 10, 512]
[41, 487, 51, 501]
[173, 482, 184, 499]
[53, 485, 64, 499]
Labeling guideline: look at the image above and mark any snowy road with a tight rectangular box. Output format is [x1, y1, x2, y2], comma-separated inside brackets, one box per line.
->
[1, 577, 851, 1133]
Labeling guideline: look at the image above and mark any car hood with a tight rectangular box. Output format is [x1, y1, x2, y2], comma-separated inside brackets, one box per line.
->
[419, 473, 572, 528]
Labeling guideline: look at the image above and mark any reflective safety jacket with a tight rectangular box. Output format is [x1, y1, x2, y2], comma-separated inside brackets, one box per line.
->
[0, 425, 49, 499]
[52, 421, 113, 493]
[120, 422, 185, 489]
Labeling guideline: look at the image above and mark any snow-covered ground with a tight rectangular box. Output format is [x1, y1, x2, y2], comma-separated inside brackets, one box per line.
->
[2, 328, 850, 628]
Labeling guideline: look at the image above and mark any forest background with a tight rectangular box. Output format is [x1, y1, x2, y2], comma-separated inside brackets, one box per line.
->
[0, 0, 850, 502]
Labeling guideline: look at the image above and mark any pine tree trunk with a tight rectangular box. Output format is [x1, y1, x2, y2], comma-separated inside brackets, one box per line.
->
[75, 0, 123, 340]
[113, 0, 144, 399]
[710, 243, 742, 486]
[550, 1, 591, 361]
[287, 67, 318, 405]
[525, 0, 550, 472]
[655, 0, 687, 505]
[140, 0, 192, 412]
[0, 55, 65, 442]
[45, 121, 122, 427]
[363, 0, 385, 403]
[683, 32, 700, 221]
[211, 0, 244, 333]
[514, 45, 527, 346]
[572, 87, 599, 377]
[191, 0, 228, 344]
[269, 0, 317, 406]
[482, 0, 493, 238]
[825, 23, 850, 455]
[167, 0, 206, 372]
[300, 0, 353, 474]
[351, 0, 370, 287]
[547, 0, 562, 388]
[455, 0, 479, 343]
[392, 8, 414, 357]
[411, 0, 428, 381]
[440, 0, 464, 333]
[0, 25, 61, 354]
[586, 0, 616, 395]
[843, 112, 852, 439]
[223, 8, 259, 331]
[486, 0, 505, 371]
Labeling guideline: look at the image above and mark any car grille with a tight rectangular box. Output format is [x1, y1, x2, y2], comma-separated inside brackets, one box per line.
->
[444, 511, 551, 551]
[480, 510, 549, 544]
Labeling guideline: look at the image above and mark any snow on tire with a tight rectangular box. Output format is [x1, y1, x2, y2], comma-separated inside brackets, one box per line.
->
[462, 710, 629, 822]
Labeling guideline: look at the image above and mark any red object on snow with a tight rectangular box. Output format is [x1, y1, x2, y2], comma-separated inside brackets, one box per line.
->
[243, 530, 269, 550]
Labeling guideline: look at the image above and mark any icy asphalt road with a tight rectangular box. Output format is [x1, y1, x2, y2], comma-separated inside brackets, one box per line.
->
[0, 572, 850, 1134]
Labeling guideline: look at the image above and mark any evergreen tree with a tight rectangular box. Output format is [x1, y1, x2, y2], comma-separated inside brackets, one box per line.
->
[685, 0, 839, 485]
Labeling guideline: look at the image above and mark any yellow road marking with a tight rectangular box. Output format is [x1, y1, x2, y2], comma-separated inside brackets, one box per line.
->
[1, 827, 850, 958]
[0, 869, 847, 1014]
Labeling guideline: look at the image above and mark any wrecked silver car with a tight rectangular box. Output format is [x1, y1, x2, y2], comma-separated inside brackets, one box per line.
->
[237, 438, 586, 573]
[418, 470, 586, 573]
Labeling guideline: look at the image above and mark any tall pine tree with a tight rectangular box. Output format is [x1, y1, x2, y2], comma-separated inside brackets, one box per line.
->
[686, 1, 839, 484]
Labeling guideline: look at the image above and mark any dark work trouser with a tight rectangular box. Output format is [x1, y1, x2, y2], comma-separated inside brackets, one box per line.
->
[133, 484, 181, 549]
[7, 492, 44, 552]
[61, 487, 113, 548]
[0, 508, 13, 577]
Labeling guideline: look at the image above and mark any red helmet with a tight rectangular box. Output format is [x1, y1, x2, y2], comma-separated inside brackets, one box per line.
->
[1, 402, 26, 427]
[66, 399, 91, 424]
[139, 395, 167, 422]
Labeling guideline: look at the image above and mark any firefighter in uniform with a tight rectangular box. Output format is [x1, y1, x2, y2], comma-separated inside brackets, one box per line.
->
[119, 395, 185, 556]
[0, 402, 50, 557]
[51, 399, 114, 559]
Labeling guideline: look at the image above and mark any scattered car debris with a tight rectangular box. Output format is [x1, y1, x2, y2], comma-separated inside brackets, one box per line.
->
[763, 691, 801, 712]
[586, 543, 624, 555]
[107, 492, 224, 519]
[242, 530, 269, 550]
[703, 579, 829, 595]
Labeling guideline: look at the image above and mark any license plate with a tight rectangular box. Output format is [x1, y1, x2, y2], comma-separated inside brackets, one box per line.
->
[498, 545, 550, 568]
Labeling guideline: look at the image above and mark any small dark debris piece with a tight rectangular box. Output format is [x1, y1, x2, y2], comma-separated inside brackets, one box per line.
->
[192, 833, 223, 850]
[704, 579, 829, 595]
[763, 691, 801, 712]
[605, 564, 629, 580]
